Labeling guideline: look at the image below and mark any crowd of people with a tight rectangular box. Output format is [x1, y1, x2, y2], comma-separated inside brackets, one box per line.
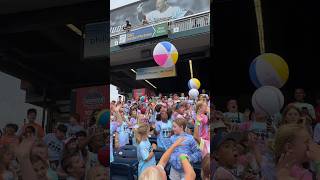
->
[213, 88, 320, 180]
[0, 109, 107, 180]
[110, 93, 211, 180]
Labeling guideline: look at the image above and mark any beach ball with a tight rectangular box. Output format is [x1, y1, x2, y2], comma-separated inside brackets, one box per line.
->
[249, 53, 289, 88]
[153, 41, 178, 68]
[98, 146, 108, 167]
[189, 89, 199, 99]
[252, 86, 284, 116]
[96, 109, 109, 127]
[188, 78, 201, 90]
[140, 96, 145, 102]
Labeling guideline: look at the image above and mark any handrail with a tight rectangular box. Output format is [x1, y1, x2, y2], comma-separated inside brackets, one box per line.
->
[110, 11, 210, 37]
[110, 11, 210, 46]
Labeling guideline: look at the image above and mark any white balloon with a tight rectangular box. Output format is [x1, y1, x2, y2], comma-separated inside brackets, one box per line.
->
[189, 89, 199, 99]
[252, 86, 284, 116]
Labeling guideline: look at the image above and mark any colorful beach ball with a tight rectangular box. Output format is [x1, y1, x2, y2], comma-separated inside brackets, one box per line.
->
[252, 86, 284, 116]
[153, 41, 178, 68]
[188, 78, 201, 90]
[96, 109, 109, 128]
[98, 146, 108, 167]
[140, 96, 145, 102]
[189, 89, 199, 99]
[249, 53, 289, 88]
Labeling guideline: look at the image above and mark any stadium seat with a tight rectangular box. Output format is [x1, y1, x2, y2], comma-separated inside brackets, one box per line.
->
[116, 149, 137, 159]
[192, 161, 202, 180]
[120, 145, 137, 151]
[111, 157, 139, 180]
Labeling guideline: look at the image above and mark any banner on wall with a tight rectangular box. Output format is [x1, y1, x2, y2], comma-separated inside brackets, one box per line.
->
[73, 85, 109, 128]
[110, 0, 210, 33]
[136, 65, 176, 80]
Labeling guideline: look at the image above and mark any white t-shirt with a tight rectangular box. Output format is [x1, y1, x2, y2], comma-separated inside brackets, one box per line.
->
[293, 102, 316, 119]
[43, 133, 64, 161]
[146, 6, 187, 22]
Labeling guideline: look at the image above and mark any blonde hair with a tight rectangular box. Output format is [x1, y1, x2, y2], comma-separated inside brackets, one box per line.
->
[272, 124, 308, 161]
[139, 166, 162, 180]
[196, 101, 206, 113]
[174, 118, 187, 131]
[201, 154, 210, 180]
[135, 124, 150, 144]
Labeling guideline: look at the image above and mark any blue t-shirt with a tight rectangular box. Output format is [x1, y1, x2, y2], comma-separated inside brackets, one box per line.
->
[137, 139, 156, 176]
[117, 122, 130, 147]
[169, 133, 201, 172]
[155, 120, 172, 149]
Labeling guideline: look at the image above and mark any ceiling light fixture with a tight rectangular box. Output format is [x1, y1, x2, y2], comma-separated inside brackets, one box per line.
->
[66, 24, 82, 36]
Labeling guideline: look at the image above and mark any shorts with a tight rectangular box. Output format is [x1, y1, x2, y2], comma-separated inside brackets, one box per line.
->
[169, 167, 185, 180]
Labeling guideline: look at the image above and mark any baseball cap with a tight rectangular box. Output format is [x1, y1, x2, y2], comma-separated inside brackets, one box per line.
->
[213, 132, 242, 152]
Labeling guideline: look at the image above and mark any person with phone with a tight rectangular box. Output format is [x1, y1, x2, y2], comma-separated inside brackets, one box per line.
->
[292, 88, 316, 123]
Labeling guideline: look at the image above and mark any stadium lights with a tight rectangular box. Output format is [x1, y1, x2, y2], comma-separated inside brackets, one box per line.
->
[145, 80, 157, 89]
[66, 24, 82, 36]
[130, 69, 137, 74]
[130, 69, 157, 89]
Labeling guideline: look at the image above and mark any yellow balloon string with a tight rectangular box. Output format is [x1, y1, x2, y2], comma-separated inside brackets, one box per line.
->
[189, 60, 194, 79]
[254, 0, 265, 54]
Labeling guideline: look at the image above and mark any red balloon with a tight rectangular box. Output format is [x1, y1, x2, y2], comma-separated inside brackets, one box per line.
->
[98, 146, 108, 167]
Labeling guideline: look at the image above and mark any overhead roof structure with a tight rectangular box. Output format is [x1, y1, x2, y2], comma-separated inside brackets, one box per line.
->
[0, 0, 108, 105]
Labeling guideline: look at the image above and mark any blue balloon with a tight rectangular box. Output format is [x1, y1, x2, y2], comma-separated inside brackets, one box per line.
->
[97, 110, 109, 127]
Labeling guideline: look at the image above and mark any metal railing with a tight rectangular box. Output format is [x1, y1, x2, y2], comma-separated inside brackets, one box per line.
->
[168, 11, 210, 33]
[110, 11, 210, 47]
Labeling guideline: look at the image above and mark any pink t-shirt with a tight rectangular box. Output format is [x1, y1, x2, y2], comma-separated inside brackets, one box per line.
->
[290, 165, 312, 180]
[198, 114, 209, 140]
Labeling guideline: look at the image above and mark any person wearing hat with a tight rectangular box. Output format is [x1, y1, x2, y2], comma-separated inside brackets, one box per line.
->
[213, 132, 241, 180]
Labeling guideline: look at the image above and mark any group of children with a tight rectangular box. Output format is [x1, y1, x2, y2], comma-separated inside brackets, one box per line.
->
[0, 108, 107, 180]
[213, 88, 320, 180]
[110, 93, 211, 180]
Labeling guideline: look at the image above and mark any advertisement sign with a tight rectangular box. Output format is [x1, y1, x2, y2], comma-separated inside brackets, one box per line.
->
[133, 88, 155, 99]
[110, 0, 210, 33]
[83, 22, 108, 59]
[119, 23, 167, 44]
[74, 85, 109, 128]
[136, 65, 176, 80]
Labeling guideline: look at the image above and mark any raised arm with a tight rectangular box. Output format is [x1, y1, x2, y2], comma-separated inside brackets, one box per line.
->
[14, 137, 38, 180]
[157, 137, 185, 168]
[179, 154, 196, 180]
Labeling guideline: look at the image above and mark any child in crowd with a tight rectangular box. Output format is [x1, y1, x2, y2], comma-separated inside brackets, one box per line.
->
[195, 101, 209, 141]
[66, 113, 84, 138]
[139, 137, 197, 180]
[213, 132, 240, 180]
[0, 124, 19, 146]
[169, 118, 201, 180]
[136, 124, 157, 176]
[0, 145, 17, 180]
[155, 111, 173, 150]
[61, 152, 86, 180]
[201, 154, 210, 180]
[43, 124, 67, 170]
[273, 124, 320, 179]
[127, 108, 138, 129]
[30, 155, 58, 180]
[87, 165, 107, 180]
